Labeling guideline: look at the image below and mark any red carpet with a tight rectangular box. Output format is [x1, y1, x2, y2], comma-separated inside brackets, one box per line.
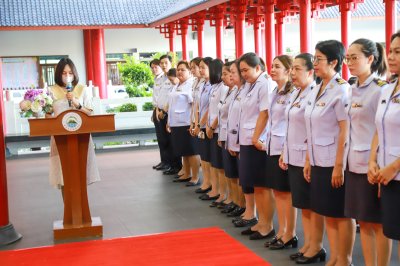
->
[0, 227, 270, 266]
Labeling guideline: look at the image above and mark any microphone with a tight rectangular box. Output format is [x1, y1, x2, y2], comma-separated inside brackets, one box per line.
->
[66, 81, 73, 107]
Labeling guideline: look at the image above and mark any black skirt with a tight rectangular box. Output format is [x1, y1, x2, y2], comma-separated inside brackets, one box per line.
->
[381, 180, 400, 240]
[221, 142, 239, 179]
[266, 155, 290, 191]
[210, 133, 224, 169]
[239, 145, 267, 188]
[198, 129, 211, 162]
[344, 171, 381, 223]
[170, 126, 198, 157]
[310, 166, 346, 218]
[288, 165, 311, 209]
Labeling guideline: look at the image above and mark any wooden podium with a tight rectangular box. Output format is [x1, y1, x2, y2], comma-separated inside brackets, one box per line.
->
[28, 110, 115, 240]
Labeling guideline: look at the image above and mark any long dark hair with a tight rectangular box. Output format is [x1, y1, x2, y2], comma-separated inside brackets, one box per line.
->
[351, 38, 388, 76]
[54, 58, 79, 87]
[209, 59, 223, 85]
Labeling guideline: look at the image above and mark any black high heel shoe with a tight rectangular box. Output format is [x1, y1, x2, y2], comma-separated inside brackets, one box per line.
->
[264, 236, 279, 248]
[289, 251, 304, 260]
[269, 236, 298, 250]
[295, 248, 326, 264]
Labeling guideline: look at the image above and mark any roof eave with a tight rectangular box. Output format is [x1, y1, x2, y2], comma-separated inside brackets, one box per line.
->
[0, 24, 147, 31]
[148, 0, 229, 27]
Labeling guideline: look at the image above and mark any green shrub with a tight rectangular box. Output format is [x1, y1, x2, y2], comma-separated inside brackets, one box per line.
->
[142, 102, 154, 111]
[118, 55, 154, 97]
[106, 103, 137, 113]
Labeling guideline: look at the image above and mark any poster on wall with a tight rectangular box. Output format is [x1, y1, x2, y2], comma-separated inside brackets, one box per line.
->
[1, 57, 39, 90]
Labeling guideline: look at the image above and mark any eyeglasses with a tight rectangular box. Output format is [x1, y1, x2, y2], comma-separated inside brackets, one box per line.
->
[344, 55, 361, 65]
[313, 57, 328, 65]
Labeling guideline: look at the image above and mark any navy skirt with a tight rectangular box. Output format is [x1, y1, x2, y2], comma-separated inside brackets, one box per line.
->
[170, 126, 198, 157]
[288, 165, 311, 209]
[381, 180, 400, 240]
[310, 166, 346, 218]
[344, 171, 381, 223]
[198, 129, 211, 162]
[239, 145, 267, 188]
[221, 142, 239, 179]
[266, 155, 290, 191]
[210, 133, 224, 169]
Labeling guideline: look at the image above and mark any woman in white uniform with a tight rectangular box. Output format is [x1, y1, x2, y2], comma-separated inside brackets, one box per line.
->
[369, 30, 400, 261]
[302, 40, 355, 265]
[48, 58, 100, 194]
[237, 53, 276, 241]
[281, 53, 325, 262]
[345, 38, 392, 266]
[265, 55, 297, 250]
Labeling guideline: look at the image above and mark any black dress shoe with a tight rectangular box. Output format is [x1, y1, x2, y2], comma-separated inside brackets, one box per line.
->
[234, 217, 258, 227]
[221, 203, 237, 213]
[232, 216, 244, 223]
[241, 227, 257, 235]
[185, 180, 200, 187]
[209, 201, 222, 207]
[153, 162, 163, 169]
[156, 164, 170, 170]
[269, 236, 298, 250]
[227, 207, 245, 217]
[173, 177, 191, 183]
[199, 194, 220, 200]
[216, 202, 228, 209]
[296, 248, 326, 264]
[290, 252, 304, 260]
[195, 186, 212, 194]
[163, 168, 180, 175]
[249, 229, 275, 240]
[264, 236, 279, 248]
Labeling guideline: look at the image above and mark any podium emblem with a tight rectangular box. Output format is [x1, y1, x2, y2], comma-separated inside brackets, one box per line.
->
[62, 112, 83, 131]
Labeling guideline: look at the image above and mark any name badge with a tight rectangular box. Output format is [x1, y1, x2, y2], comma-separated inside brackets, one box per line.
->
[236, 97, 241, 101]
[316, 102, 326, 107]
[277, 100, 286, 104]
[351, 103, 362, 108]
[293, 103, 301, 108]
[176, 88, 182, 92]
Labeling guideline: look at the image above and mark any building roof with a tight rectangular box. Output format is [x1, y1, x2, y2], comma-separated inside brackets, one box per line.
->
[0, 0, 214, 28]
[318, 0, 400, 19]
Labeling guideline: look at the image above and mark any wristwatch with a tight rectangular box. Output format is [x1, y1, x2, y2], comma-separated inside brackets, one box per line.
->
[77, 104, 82, 110]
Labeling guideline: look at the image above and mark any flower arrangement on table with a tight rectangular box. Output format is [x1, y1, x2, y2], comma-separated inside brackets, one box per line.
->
[19, 89, 53, 118]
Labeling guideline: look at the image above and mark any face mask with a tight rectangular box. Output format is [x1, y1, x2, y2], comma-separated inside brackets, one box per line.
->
[62, 75, 74, 85]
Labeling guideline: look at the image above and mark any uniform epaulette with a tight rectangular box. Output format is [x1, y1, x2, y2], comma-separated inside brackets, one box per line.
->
[389, 75, 398, 83]
[373, 78, 387, 87]
[336, 78, 347, 85]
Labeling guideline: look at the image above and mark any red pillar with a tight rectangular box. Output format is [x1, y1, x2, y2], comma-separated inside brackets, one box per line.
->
[385, 0, 397, 55]
[236, 12, 246, 58]
[275, 14, 284, 56]
[216, 15, 224, 60]
[300, 0, 312, 53]
[0, 61, 22, 245]
[234, 20, 239, 58]
[340, 1, 351, 80]
[83, 30, 94, 83]
[253, 15, 262, 55]
[91, 29, 108, 99]
[197, 22, 204, 57]
[264, 0, 275, 73]
[168, 24, 175, 53]
[180, 22, 189, 60]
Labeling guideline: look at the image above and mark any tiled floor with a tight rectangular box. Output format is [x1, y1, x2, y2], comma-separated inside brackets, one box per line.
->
[1, 148, 398, 265]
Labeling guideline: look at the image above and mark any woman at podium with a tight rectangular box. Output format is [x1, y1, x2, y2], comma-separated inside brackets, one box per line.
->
[46, 58, 100, 192]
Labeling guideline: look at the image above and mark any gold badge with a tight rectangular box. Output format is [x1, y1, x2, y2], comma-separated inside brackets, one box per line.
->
[373, 78, 387, 87]
[392, 98, 400, 104]
[316, 102, 326, 107]
[336, 78, 347, 85]
[351, 103, 363, 108]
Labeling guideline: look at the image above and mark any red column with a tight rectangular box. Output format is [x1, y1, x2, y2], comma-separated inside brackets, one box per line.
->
[236, 12, 246, 58]
[385, 0, 397, 55]
[168, 24, 175, 53]
[234, 20, 239, 58]
[197, 22, 204, 57]
[340, 1, 351, 80]
[300, 0, 312, 53]
[83, 30, 94, 83]
[91, 29, 107, 99]
[275, 14, 284, 56]
[181, 22, 189, 60]
[264, 0, 275, 73]
[0, 61, 22, 245]
[215, 15, 224, 60]
[253, 16, 261, 55]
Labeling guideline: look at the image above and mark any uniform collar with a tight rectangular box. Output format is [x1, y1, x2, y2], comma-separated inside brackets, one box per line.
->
[355, 73, 376, 89]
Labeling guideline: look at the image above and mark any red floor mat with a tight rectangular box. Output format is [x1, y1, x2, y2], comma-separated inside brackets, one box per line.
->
[0, 227, 270, 266]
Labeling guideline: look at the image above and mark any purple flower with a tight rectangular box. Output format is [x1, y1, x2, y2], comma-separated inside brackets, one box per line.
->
[24, 89, 43, 101]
